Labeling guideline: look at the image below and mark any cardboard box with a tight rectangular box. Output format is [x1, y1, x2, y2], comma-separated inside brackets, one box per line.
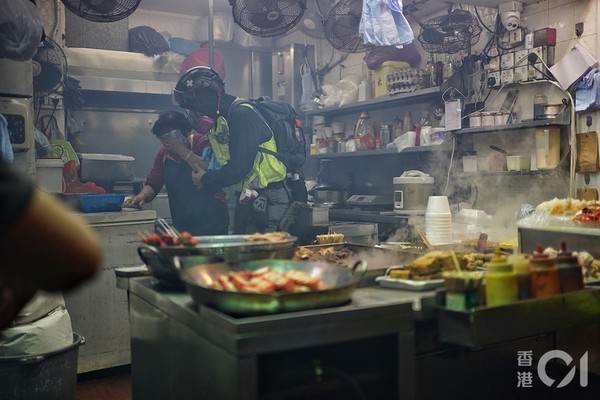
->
[373, 61, 409, 97]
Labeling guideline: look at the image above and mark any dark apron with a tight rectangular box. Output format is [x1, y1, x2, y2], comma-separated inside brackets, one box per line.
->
[164, 157, 229, 236]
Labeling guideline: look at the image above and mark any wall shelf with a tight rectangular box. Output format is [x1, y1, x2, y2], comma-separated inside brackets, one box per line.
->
[304, 87, 442, 118]
[452, 120, 569, 135]
[309, 144, 450, 159]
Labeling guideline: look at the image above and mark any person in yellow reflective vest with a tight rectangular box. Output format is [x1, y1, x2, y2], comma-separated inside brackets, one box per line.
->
[172, 66, 295, 233]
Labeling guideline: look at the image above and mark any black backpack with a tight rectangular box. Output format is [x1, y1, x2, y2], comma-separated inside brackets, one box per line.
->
[233, 97, 307, 173]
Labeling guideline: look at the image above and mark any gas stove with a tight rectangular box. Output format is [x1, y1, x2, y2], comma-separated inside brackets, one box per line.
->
[345, 194, 394, 211]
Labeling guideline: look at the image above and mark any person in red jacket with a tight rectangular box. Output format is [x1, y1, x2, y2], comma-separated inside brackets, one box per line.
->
[123, 110, 229, 235]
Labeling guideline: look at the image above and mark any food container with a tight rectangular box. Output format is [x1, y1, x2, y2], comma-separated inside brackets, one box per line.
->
[535, 127, 560, 169]
[481, 112, 495, 127]
[494, 111, 510, 125]
[477, 156, 490, 171]
[506, 155, 531, 171]
[36, 158, 64, 193]
[462, 156, 478, 172]
[79, 193, 126, 213]
[542, 104, 562, 118]
[78, 153, 135, 182]
[489, 154, 507, 171]
[468, 112, 482, 128]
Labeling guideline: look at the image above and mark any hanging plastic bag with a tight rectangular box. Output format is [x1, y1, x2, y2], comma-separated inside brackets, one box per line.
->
[359, 0, 413, 46]
[34, 126, 52, 158]
[0, 0, 44, 61]
[128, 26, 170, 57]
[0, 114, 14, 163]
[299, 61, 316, 109]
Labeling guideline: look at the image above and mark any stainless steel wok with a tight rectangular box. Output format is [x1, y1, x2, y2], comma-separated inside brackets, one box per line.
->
[181, 259, 367, 316]
[137, 245, 224, 288]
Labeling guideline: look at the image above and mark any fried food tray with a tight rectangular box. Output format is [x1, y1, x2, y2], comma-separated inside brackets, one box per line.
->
[296, 243, 423, 286]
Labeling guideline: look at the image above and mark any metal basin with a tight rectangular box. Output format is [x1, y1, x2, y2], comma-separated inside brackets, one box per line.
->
[137, 245, 224, 288]
[181, 259, 367, 316]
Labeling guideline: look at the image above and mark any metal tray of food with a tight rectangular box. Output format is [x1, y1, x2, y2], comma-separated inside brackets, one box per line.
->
[194, 233, 297, 253]
[181, 259, 367, 316]
[437, 288, 600, 348]
[293, 243, 423, 286]
[139, 233, 297, 265]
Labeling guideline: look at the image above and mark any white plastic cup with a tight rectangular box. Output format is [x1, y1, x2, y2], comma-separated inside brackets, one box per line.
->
[426, 196, 451, 215]
[426, 195, 452, 245]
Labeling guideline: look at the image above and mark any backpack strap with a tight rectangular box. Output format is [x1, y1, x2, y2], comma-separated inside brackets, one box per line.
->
[229, 98, 281, 161]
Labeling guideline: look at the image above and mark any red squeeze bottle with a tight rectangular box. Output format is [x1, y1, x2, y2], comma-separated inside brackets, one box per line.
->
[529, 244, 560, 298]
[556, 241, 584, 293]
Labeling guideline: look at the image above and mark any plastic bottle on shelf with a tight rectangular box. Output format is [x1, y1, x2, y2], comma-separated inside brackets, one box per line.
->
[533, 92, 547, 120]
[402, 111, 413, 134]
[556, 241, 584, 293]
[529, 244, 561, 298]
[508, 254, 531, 300]
[425, 53, 436, 87]
[484, 249, 519, 307]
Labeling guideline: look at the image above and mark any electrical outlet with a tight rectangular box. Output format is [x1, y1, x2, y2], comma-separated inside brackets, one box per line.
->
[488, 71, 501, 87]
[515, 50, 529, 67]
[501, 52, 514, 69]
[501, 69, 514, 85]
[528, 63, 544, 80]
[503, 29, 524, 44]
[514, 66, 528, 82]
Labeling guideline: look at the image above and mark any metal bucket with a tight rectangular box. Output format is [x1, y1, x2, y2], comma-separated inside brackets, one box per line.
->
[0, 333, 83, 400]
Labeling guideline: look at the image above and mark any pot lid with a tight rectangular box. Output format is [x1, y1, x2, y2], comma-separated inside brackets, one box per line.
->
[393, 170, 434, 184]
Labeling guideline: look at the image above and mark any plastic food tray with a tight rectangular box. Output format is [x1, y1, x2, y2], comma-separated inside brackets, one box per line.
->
[79, 193, 126, 213]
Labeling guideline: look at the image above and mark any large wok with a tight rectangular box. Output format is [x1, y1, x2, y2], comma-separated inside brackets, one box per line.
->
[181, 259, 367, 316]
[137, 245, 224, 288]
[137, 234, 297, 286]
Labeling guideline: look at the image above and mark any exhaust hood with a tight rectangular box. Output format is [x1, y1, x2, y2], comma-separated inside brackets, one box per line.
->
[64, 47, 180, 95]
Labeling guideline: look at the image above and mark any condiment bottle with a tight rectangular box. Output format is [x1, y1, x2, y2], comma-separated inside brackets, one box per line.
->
[402, 111, 413, 134]
[484, 249, 518, 306]
[556, 241, 584, 293]
[533, 92, 547, 120]
[508, 254, 531, 300]
[529, 244, 560, 298]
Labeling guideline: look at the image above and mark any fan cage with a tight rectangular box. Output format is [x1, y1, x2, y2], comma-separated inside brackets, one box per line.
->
[417, 10, 482, 54]
[33, 38, 67, 98]
[231, 0, 307, 38]
[324, 0, 371, 53]
[61, 0, 141, 23]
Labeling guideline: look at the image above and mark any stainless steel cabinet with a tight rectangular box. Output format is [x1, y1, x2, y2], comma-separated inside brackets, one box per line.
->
[64, 210, 156, 373]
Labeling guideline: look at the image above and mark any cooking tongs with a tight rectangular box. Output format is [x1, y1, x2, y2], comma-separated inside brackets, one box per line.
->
[157, 217, 178, 239]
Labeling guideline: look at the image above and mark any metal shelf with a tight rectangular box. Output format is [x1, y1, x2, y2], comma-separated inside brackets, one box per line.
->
[309, 144, 450, 159]
[304, 87, 442, 118]
[456, 169, 561, 177]
[452, 119, 569, 135]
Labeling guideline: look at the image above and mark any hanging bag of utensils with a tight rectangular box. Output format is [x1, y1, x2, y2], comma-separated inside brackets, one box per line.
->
[575, 131, 599, 200]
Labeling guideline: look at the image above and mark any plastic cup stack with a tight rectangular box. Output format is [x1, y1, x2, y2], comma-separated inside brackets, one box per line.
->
[425, 195, 452, 245]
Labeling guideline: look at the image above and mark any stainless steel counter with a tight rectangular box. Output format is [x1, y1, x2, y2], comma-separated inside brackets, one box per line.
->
[119, 276, 427, 400]
[64, 210, 156, 373]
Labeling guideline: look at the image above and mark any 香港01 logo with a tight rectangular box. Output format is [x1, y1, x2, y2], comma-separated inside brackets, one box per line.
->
[517, 350, 588, 388]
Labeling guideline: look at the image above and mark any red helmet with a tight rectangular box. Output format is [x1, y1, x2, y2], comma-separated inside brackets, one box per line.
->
[180, 48, 226, 80]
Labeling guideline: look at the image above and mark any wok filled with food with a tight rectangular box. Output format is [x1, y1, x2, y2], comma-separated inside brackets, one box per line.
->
[181, 259, 367, 316]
